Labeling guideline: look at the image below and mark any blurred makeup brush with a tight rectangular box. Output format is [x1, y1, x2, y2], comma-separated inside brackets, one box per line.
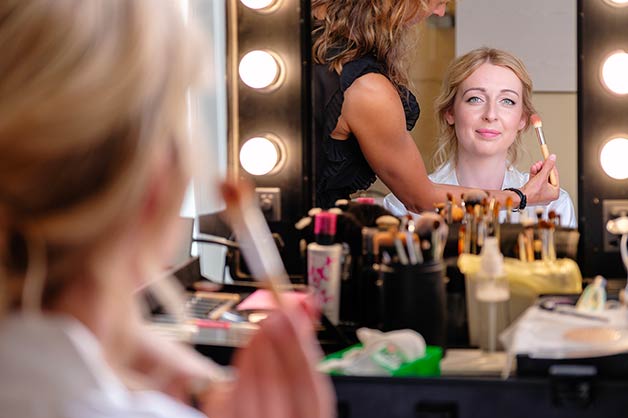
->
[530, 114, 558, 186]
[220, 181, 289, 306]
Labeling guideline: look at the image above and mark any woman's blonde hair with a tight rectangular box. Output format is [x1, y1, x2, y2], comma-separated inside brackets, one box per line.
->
[432, 47, 536, 170]
[0, 0, 202, 312]
[312, 0, 429, 86]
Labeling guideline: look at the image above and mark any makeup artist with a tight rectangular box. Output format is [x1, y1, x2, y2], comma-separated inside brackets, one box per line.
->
[312, 0, 560, 212]
[0, 1, 333, 417]
[384, 47, 576, 227]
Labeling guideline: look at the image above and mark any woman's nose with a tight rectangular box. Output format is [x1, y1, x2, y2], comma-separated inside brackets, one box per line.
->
[483, 104, 498, 122]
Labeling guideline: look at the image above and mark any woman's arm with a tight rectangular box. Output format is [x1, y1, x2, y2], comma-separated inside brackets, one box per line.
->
[342, 74, 559, 211]
[342, 73, 438, 212]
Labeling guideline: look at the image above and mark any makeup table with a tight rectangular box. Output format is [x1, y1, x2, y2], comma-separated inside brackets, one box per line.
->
[158, 258, 628, 417]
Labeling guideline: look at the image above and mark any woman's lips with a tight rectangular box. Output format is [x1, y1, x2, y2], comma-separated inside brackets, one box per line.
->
[476, 128, 500, 139]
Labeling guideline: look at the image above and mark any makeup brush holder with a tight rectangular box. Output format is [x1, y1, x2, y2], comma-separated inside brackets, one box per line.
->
[380, 261, 447, 349]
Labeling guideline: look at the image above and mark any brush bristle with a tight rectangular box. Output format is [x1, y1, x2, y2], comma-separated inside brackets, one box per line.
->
[463, 189, 487, 206]
[530, 114, 542, 128]
[416, 212, 441, 237]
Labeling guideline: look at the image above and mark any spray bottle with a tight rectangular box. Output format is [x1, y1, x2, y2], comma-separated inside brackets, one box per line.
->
[475, 236, 510, 352]
[307, 211, 343, 325]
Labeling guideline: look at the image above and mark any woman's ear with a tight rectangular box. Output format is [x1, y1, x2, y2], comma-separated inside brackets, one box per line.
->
[139, 170, 167, 228]
[445, 108, 455, 126]
[136, 153, 187, 269]
[518, 113, 527, 131]
[139, 151, 183, 229]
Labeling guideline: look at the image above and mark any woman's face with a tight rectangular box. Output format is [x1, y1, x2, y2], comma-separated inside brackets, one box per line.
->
[445, 63, 526, 161]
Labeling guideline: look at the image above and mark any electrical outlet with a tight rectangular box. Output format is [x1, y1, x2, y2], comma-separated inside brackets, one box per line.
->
[603, 199, 628, 252]
[255, 187, 281, 222]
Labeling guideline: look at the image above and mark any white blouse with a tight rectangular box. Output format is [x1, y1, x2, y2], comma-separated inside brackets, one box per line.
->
[0, 314, 206, 418]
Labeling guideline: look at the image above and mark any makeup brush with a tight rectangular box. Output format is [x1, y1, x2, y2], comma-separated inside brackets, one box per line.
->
[220, 181, 290, 305]
[505, 196, 513, 223]
[446, 192, 454, 224]
[530, 114, 558, 186]
[416, 212, 448, 261]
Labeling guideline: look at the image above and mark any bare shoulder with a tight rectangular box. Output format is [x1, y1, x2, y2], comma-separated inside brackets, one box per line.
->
[342, 73, 404, 124]
[344, 72, 400, 104]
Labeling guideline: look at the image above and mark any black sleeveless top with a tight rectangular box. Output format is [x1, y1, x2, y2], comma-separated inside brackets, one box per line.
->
[313, 55, 420, 209]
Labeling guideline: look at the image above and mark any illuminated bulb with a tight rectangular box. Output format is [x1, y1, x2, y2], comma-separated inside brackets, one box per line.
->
[240, 0, 276, 10]
[604, 0, 628, 6]
[239, 50, 282, 90]
[600, 137, 628, 180]
[601, 51, 628, 95]
[240, 136, 282, 175]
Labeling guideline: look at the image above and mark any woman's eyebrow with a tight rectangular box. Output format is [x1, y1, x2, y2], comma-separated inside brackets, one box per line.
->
[462, 87, 486, 96]
[462, 87, 520, 97]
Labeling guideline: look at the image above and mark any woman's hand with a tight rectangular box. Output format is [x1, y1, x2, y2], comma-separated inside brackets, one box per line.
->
[201, 300, 335, 418]
[521, 154, 560, 205]
[116, 322, 230, 403]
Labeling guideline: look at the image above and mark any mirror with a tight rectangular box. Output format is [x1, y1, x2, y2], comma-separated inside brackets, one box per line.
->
[186, 1, 581, 282]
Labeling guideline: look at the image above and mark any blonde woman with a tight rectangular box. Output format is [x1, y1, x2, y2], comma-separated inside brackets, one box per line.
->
[384, 47, 576, 227]
[312, 1, 560, 212]
[0, 1, 333, 418]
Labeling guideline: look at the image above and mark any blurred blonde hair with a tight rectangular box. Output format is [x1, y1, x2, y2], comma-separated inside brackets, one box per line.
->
[0, 0, 202, 312]
[312, 0, 429, 87]
[432, 47, 536, 171]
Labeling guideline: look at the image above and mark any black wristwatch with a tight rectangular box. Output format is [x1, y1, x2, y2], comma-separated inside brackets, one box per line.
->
[504, 187, 527, 212]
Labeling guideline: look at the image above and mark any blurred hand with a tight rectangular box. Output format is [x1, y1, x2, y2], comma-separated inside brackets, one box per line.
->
[120, 325, 231, 403]
[201, 300, 335, 418]
[521, 154, 560, 205]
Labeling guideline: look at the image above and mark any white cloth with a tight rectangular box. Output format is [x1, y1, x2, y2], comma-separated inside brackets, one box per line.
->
[0, 314, 206, 418]
[501, 305, 628, 359]
[383, 161, 577, 228]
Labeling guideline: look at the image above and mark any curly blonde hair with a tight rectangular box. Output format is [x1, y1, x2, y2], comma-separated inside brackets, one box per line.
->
[0, 0, 202, 312]
[312, 0, 429, 87]
[432, 47, 536, 170]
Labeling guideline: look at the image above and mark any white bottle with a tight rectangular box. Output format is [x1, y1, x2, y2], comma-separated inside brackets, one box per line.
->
[475, 237, 509, 352]
[307, 211, 343, 325]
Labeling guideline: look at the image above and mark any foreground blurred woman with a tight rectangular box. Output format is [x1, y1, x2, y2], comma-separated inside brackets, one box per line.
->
[0, 1, 333, 417]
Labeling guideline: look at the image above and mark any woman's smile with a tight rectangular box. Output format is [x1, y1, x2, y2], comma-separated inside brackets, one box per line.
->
[475, 128, 501, 139]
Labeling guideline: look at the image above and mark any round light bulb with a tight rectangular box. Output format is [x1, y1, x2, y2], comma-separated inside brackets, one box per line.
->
[604, 0, 628, 6]
[239, 50, 282, 90]
[240, 136, 281, 175]
[601, 51, 628, 95]
[600, 137, 628, 180]
[240, 0, 276, 10]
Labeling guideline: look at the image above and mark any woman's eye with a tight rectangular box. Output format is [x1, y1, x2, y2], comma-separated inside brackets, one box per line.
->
[466, 96, 482, 104]
[501, 98, 516, 106]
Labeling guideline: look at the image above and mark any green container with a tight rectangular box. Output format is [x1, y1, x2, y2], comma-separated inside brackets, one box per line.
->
[323, 344, 442, 377]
